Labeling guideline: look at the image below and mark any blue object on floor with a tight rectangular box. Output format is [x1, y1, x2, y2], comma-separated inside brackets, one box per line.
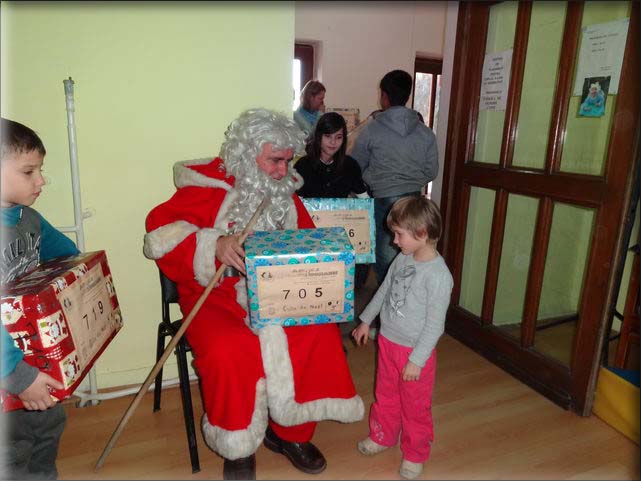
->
[606, 366, 640, 387]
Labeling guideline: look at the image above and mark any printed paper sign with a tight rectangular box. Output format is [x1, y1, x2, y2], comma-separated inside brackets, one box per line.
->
[573, 18, 629, 95]
[58, 263, 116, 367]
[309, 209, 371, 255]
[479, 49, 513, 111]
[256, 261, 345, 319]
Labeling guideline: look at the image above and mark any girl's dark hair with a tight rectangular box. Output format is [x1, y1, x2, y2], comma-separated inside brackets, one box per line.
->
[1, 117, 46, 161]
[305, 112, 348, 173]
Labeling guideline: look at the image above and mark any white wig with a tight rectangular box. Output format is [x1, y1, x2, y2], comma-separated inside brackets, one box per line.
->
[219, 108, 307, 232]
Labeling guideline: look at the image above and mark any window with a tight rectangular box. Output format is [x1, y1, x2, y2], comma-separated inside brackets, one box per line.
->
[293, 43, 314, 110]
[412, 57, 443, 133]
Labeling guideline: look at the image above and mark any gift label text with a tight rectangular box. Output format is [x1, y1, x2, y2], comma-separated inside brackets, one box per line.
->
[309, 209, 371, 254]
[256, 261, 345, 318]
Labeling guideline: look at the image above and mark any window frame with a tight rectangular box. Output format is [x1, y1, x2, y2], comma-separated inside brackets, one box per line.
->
[412, 57, 443, 129]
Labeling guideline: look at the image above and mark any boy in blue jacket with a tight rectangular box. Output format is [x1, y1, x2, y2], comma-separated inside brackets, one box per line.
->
[1, 117, 80, 479]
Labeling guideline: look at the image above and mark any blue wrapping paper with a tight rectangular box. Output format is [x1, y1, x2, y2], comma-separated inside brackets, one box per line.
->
[301, 197, 375, 264]
[244, 227, 355, 329]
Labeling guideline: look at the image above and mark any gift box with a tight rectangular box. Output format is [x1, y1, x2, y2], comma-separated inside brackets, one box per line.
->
[244, 227, 355, 329]
[1, 251, 123, 411]
[302, 197, 376, 264]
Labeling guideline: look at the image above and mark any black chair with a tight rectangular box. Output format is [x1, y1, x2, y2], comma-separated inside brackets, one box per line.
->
[153, 270, 200, 473]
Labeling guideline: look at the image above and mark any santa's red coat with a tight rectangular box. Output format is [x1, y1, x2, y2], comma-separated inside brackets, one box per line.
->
[144, 158, 363, 459]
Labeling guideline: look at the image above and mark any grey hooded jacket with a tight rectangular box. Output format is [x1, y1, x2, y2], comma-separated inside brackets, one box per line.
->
[351, 106, 438, 198]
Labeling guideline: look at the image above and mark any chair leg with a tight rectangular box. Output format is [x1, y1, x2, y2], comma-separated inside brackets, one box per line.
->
[176, 342, 200, 473]
[153, 324, 166, 413]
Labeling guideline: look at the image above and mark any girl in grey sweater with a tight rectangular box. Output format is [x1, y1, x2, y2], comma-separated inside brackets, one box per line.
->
[352, 196, 453, 479]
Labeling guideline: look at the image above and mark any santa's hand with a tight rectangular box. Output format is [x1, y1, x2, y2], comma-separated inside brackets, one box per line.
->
[18, 372, 63, 411]
[216, 234, 246, 274]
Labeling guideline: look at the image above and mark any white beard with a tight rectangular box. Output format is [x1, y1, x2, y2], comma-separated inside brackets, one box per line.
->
[228, 167, 299, 233]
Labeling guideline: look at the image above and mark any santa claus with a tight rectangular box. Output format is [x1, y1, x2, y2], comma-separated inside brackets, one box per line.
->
[143, 108, 364, 480]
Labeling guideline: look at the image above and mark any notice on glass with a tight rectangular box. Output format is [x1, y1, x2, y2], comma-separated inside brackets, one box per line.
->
[256, 262, 345, 319]
[572, 18, 629, 96]
[479, 49, 513, 111]
[309, 209, 371, 254]
[58, 263, 115, 367]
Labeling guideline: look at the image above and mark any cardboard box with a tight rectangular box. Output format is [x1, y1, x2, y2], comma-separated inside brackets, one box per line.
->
[325, 107, 360, 132]
[244, 227, 355, 329]
[1, 251, 123, 411]
[302, 197, 376, 264]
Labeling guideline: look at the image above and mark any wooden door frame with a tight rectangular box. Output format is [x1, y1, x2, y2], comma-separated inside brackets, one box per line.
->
[294, 43, 315, 90]
[440, 1, 640, 415]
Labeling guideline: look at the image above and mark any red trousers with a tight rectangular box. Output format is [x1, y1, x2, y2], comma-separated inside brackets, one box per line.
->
[368, 335, 437, 463]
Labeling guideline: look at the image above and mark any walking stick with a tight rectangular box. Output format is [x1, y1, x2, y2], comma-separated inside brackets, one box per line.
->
[95, 198, 269, 471]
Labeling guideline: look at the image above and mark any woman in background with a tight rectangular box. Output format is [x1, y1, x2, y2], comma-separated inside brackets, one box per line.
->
[294, 80, 326, 139]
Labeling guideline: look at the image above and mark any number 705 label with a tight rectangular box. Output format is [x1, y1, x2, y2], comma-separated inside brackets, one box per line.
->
[256, 261, 345, 319]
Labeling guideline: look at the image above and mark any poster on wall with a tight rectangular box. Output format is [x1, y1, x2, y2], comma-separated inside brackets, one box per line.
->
[578, 76, 610, 118]
[572, 18, 629, 96]
[479, 49, 513, 111]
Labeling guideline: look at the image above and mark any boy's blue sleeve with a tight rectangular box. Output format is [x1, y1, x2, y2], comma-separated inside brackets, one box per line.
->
[1, 324, 24, 378]
[2, 324, 39, 393]
[37, 213, 80, 261]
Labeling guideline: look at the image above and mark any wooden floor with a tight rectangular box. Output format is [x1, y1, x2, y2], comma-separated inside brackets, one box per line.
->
[57, 332, 639, 480]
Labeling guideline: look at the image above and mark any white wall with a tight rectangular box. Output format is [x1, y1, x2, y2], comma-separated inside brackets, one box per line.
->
[430, 1, 459, 206]
[2, 2, 297, 390]
[295, 1, 447, 122]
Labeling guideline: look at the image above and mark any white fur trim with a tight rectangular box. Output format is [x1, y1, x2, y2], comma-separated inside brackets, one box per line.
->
[143, 221, 199, 260]
[174, 158, 233, 190]
[201, 378, 268, 460]
[214, 189, 238, 231]
[193, 228, 226, 287]
[259, 325, 364, 426]
[234, 278, 258, 334]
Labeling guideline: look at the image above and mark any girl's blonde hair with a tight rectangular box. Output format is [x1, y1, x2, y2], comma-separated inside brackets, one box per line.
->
[387, 196, 442, 243]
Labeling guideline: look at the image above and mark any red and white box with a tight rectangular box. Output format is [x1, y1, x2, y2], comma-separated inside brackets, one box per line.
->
[1, 250, 123, 411]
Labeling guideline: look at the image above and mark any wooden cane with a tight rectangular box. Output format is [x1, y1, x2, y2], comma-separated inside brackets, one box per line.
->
[95, 198, 269, 471]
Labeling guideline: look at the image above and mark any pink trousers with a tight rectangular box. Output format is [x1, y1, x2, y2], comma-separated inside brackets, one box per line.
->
[368, 335, 437, 463]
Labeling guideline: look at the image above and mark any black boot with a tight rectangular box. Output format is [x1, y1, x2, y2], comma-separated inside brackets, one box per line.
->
[263, 426, 327, 474]
[223, 454, 256, 480]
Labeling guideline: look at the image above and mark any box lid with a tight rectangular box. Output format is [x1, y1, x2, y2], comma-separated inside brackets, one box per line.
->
[245, 227, 354, 261]
[2, 251, 105, 296]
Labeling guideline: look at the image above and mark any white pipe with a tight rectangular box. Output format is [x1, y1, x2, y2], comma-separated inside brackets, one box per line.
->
[57, 226, 83, 233]
[63, 77, 99, 407]
[72, 374, 199, 403]
[63, 78, 86, 251]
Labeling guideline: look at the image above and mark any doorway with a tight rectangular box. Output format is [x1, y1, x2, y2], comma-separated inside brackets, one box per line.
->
[440, 1, 639, 415]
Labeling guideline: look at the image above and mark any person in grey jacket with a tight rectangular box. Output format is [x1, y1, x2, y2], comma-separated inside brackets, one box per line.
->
[351, 70, 439, 284]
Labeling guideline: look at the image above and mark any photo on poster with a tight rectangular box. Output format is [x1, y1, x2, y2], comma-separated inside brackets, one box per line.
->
[578, 76, 610, 118]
